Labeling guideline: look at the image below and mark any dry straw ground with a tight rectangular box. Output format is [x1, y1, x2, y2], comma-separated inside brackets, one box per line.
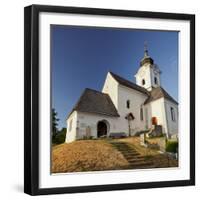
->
[52, 140, 129, 173]
[52, 137, 178, 173]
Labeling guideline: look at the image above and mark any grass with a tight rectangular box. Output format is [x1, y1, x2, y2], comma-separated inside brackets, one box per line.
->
[52, 137, 178, 173]
[117, 137, 178, 168]
[117, 137, 159, 156]
[52, 140, 129, 173]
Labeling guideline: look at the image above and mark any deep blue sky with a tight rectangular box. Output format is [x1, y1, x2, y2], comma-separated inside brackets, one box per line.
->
[51, 25, 178, 129]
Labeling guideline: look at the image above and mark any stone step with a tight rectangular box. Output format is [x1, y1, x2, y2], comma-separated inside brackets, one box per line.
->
[114, 146, 135, 149]
[114, 148, 138, 153]
[128, 162, 154, 168]
[113, 145, 134, 148]
[123, 154, 140, 158]
[109, 141, 155, 168]
[128, 160, 153, 165]
[113, 146, 132, 150]
[114, 147, 132, 149]
[120, 150, 139, 154]
[119, 151, 137, 154]
[124, 156, 141, 160]
[126, 157, 146, 162]
[111, 144, 126, 147]
[112, 144, 135, 148]
[109, 141, 155, 169]
[124, 153, 140, 156]
[124, 155, 144, 160]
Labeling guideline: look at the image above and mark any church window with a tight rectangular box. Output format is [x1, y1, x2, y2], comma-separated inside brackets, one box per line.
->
[140, 107, 143, 121]
[154, 77, 158, 85]
[69, 119, 73, 131]
[126, 100, 130, 109]
[142, 79, 145, 85]
[170, 107, 175, 121]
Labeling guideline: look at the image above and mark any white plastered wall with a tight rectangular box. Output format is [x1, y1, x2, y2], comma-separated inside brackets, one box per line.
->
[102, 72, 119, 109]
[148, 98, 168, 134]
[149, 67, 161, 88]
[65, 111, 78, 143]
[135, 64, 161, 91]
[103, 72, 149, 135]
[135, 64, 152, 90]
[117, 85, 148, 135]
[144, 98, 179, 137]
[164, 99, 179, 136]
[76, 112, 120, 138]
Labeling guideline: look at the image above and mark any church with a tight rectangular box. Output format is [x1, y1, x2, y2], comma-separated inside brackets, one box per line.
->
[65, 47, 178, 143]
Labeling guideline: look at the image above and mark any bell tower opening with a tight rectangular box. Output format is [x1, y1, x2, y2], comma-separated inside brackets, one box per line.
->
[135, 43, 161, 91]
[154, 77, 158, 85]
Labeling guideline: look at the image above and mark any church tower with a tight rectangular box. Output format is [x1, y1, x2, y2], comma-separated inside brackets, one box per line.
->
[135, 44, 161, 91]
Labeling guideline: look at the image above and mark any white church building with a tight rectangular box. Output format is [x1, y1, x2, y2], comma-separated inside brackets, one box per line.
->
[65, 48, 178, 143]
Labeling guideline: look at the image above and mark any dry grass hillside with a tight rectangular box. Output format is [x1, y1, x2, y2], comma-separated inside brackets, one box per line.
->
[52, 140, 129, 173]
[52, 137, 178, 173]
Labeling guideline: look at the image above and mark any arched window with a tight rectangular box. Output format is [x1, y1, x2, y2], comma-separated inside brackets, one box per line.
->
[154, 77, 158, 85]
[140, 107, 143, 121]
[126, 100, 130, 109]
[170, 107, 175, 121]
[142, 79, 145, 85]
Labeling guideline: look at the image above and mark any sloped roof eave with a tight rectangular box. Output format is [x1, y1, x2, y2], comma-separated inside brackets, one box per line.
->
[66, 88, 120, 120]
[76, 110, 120, 117]
[144, 97, 178, 105]
[144, 87, 178, 105]
[109, 71, 149, 95]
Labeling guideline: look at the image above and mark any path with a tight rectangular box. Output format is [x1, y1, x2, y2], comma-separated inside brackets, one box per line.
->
[109, 141, 155, 169]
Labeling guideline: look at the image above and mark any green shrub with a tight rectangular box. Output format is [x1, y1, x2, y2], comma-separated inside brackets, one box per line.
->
[166, 141, 178, 153]
[55, 133, 66, 144]
[53, 128, 66, 144]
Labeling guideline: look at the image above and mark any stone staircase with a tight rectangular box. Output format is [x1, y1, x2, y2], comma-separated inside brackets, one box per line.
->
[110, 141, 155, 169]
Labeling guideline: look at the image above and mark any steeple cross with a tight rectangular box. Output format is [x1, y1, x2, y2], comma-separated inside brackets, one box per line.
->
[144, 41, 148, 57]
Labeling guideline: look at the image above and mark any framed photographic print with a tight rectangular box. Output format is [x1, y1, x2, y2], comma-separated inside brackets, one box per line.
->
[24, 4, 195, 195]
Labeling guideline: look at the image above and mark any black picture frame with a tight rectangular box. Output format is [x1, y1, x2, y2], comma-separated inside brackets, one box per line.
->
[24, 4, 195, 196]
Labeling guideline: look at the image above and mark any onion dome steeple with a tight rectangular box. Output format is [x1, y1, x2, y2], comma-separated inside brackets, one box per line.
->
[140, 42, 154, 66]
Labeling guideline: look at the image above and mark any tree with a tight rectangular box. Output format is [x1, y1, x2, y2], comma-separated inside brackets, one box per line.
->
[55, 128, 67, 144]
[52, 108, 59, 143]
